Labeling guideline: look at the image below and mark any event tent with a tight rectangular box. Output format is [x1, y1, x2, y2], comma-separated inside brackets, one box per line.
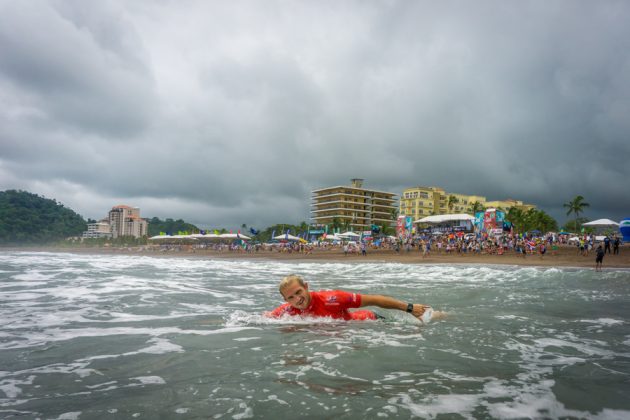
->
[273, 234, 302, 241]
[414, 214, 476, 224]
[338, 231, 361, 238]
[582, 219, 620, 227]
[219, 233, 251, 240]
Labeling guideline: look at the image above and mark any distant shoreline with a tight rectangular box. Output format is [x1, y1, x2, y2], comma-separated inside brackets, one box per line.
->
[3, 245, 629, 269]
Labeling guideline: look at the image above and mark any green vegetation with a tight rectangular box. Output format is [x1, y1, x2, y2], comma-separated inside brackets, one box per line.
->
[147, 217, 200, 236]
[506, 207, 558, 234]
[562, 218, 590, 233]
[563, 195, 590, 232]
[447, 195, 458, 212]
[468, 201, 485, 214]
[0, 190, 87, 245]
[254, 222, 310, 242]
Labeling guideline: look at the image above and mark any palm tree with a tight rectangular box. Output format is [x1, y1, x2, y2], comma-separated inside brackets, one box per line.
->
[469, 201, 485, 215]
[331, 217, 342, 234]
[447, 195, 458, 213]
[506, 207, 524, 233]
[563, 195, 590, 233]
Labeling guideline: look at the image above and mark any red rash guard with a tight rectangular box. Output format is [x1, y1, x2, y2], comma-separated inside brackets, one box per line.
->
[269, 290, 377, 320]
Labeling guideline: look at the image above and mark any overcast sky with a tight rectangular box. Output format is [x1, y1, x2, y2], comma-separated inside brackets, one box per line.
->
[1, 1, 629, 230]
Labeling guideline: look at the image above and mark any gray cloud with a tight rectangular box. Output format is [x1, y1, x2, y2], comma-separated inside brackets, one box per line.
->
[1, 0, 629, 229]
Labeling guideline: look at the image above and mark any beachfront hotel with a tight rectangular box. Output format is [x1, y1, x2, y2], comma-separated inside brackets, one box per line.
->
[311, 179, 398, 231]
[108, 205, 148, 238]
[399, 186, 536, 220]
[82, 221, 112, 239]
[83, 205, 148, 239]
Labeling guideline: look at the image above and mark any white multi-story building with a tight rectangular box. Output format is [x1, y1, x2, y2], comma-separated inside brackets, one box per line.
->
[311, 179, 398, 231]
[108, 205, 148, 238]
[82, 221, 112, 239]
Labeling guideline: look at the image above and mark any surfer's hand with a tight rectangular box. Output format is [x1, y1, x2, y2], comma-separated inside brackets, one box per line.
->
[411, 304, 431, 319]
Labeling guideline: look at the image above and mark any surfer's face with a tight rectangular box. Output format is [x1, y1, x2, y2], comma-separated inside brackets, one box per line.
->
[281, 281, 311, 310]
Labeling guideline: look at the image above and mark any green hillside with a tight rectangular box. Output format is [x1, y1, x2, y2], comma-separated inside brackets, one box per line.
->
[0, 190, 87, 245]
[147, 217, 200, 236]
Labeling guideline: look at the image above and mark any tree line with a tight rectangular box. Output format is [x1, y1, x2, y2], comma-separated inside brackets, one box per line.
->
[0, 189, 599, 246]
[0, 190, 86, 245]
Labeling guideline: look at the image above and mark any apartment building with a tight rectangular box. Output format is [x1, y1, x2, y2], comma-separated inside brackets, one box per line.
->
[108, 205, 148, 238]
[400, 186, 534, 220]
[311, 179, 397, 231]
[82, 221, 112, 239]
[485, 199, 536, 212]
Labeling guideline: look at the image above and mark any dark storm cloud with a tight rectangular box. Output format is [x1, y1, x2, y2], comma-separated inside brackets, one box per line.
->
[0, 1, 156, 137]
[1, 1, 629, 228]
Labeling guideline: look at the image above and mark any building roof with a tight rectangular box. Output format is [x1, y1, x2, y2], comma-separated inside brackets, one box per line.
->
[311, 185, 397, 196]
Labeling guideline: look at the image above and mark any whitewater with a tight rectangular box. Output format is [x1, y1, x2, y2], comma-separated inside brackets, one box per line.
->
[1, 251, 629, 419]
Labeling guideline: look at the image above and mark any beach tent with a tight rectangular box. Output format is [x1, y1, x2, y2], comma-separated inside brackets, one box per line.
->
[414, 214, 476, 224]
[149, 235, 173, 241]
[583, 219, 620, 227]
[189, 233, 220, 242]
[149, 234, 198, 244]
[273, 233, 302, 241]
[338, 231, 361, 238]
[219, 233, 251, 240]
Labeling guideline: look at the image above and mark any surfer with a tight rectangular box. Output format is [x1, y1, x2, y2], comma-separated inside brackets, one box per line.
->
[266, 274, 444, 322]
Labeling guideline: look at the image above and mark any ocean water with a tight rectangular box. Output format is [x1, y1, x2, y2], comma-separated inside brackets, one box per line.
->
[0, 252, 629, 420]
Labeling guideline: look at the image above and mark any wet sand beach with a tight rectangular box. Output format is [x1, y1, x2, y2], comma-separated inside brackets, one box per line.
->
[7, 244, 630, 269]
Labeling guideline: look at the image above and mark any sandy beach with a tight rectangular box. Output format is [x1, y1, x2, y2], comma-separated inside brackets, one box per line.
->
[7, 244, 630, 269]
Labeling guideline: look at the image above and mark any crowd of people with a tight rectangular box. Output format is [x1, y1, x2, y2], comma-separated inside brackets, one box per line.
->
[145, 229, 623, 271]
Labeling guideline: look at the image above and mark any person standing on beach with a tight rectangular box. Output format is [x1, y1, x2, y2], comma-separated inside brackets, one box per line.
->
[604, 236, 611, 254]
[613, 237, 620, 255]
[266, 275, 445, 322]
[595, 245, 605, 271]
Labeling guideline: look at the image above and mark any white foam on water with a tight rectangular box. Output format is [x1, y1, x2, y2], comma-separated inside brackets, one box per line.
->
[579, 318, 625, 326]
[132, 376, 166, 385]
[54, 412, 82, 420]
[232, 402, 254, 419]
[2, 252, 629, 417]
[0, 325, 260, 350]
[390, 392, 480, 419]
[225, 310, 347, 327]
[0, 377, 31, 399]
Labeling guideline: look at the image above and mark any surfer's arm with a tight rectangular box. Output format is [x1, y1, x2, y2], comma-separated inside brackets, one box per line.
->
[360, 294, 431, 319]
[265, 303, 292, 318]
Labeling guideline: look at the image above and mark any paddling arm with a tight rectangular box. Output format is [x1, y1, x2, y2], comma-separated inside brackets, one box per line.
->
[361, 294, 430, 319]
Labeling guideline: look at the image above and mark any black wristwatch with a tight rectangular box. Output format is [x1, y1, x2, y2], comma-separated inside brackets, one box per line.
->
[406, 303, 414, 313]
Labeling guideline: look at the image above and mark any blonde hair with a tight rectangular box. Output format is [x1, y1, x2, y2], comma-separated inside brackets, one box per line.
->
[278, 274, 305, 295]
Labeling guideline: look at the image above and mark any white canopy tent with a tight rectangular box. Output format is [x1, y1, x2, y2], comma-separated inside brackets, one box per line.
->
[148, 235, 173, 240]
[189, 233, 220, 241]
[414, 214, 476, 224]
[338, 231, 361, 238]
[583, 219, 620, 227]
[148, 235, 198, 243]
[273, 233, 302, 241]
[219, 233, 251, 240]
